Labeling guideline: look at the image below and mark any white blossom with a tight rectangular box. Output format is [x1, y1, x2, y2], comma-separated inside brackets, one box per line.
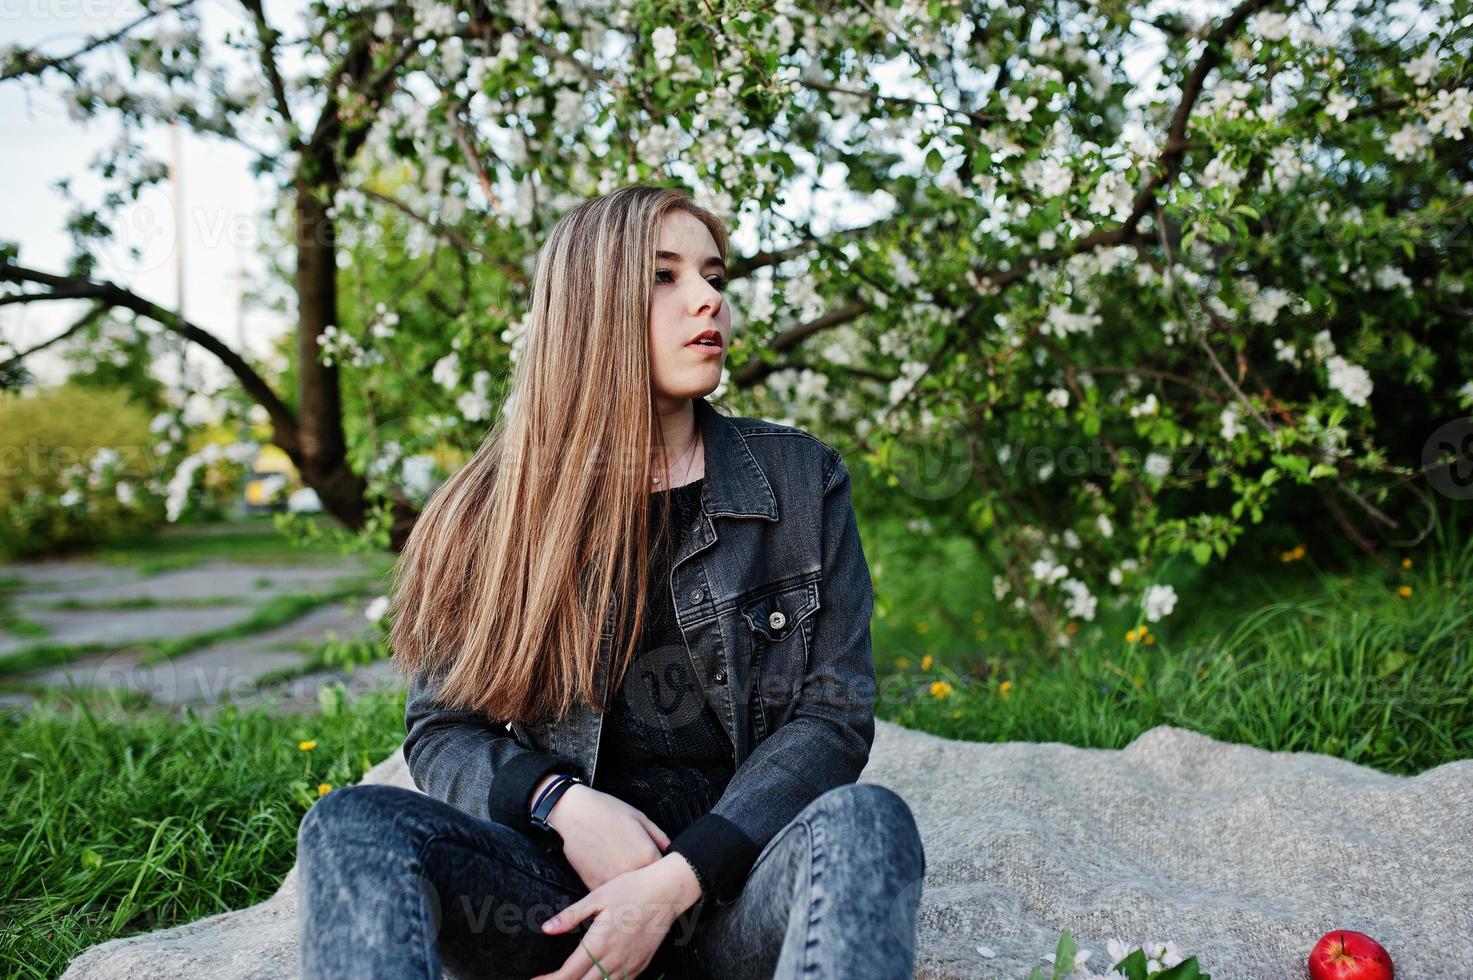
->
[1250, 286, 1293, 324]
[1324, 91, 1354, 122]
[1311, 329, 1336, 360]
[651, 26, 678, 70]
[432, 352, 461, 389]
[1060, 578, 1097, 621]
[457, 370, 493, 422]
[1426, 88, 1472, 140]
[1405, 49, 1439, 87]
[1221, 405, 1246, 440]
[1004, 93, 1038, 123]
[364, 595, 391, 622]
[1031, 558, 1069, 585]
[1250, 11, 1291, 41]
[1387, 124, 1431, 161]
[1373, 266, 1412, 292]
[1143, 584, 1178, 622]
[1144, 452, 1171, 478]
[1129, 393, 1158, 418]
[1046, 387, 1070, 409]
[1326, 355, 1373, 406]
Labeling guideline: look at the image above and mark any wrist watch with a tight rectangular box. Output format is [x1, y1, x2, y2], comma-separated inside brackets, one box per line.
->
[529, 773, 585, 838]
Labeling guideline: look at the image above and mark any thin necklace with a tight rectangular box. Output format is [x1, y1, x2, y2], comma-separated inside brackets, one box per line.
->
[652, 428, 701, 487]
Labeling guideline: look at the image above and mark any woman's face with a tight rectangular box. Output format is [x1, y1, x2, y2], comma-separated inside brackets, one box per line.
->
[648, 209, 731, 411]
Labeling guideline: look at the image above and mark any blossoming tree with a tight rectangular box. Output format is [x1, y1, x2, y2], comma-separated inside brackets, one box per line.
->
[2, 0, 1469, 638]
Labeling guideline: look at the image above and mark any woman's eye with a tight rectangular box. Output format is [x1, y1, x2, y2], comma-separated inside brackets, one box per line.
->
[654, 268, 727, 292]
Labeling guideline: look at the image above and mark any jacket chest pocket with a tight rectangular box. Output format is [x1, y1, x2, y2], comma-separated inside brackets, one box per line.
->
[738, 579, 821, 735]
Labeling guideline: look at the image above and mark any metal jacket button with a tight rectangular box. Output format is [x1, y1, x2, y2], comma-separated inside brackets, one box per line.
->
[768, 610, 786, 630]
[712, 668, 727, 684]
[689, 588, 704, 604]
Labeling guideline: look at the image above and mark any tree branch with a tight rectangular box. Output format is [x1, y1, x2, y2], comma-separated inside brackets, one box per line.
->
[0, 303, 108, 370]
[240, 0, 296, 138]
[0, 259, 300, 447]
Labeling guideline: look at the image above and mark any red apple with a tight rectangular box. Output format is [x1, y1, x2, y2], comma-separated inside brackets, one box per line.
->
[1308, 930, 1394, 980]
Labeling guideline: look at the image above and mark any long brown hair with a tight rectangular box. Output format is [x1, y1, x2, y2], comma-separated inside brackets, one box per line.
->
[387, 185, 731, 725]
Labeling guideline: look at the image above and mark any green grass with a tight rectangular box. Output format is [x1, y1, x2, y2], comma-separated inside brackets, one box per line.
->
[873, 516, 1473, 776]
[87, 516, 389, 574]
[0, 685, 406, 978]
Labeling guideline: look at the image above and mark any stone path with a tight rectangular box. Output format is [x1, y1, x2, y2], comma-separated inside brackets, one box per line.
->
[0, 550, 405, 717]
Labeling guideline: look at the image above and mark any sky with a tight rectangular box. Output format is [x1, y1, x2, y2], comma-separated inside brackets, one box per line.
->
[1, 0, 289, 394]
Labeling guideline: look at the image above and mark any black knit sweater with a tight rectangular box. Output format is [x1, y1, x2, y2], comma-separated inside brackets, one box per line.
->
[590, 477, 760, 906]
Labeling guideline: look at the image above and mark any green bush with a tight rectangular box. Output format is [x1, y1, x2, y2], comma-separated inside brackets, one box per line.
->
[0, 384, 166, 559]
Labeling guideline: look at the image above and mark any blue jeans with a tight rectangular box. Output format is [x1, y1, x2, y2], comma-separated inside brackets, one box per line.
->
[297, 781, 926, 979]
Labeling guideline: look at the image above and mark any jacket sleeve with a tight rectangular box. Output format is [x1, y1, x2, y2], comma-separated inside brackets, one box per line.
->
[402, 659, 584, 836]
[666, 452, 876, 905]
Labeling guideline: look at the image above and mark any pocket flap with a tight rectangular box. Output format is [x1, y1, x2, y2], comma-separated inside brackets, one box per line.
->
[739, 581, 821, 642]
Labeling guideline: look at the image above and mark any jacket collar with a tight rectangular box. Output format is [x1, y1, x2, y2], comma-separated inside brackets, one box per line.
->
[691, 395, 779, 522]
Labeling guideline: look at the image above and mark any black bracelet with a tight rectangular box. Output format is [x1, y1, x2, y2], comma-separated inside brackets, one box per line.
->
[530, 773, 570, 814]
[530, 774, 583, 835]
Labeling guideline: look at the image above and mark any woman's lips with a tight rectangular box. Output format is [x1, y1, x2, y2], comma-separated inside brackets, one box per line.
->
[686, 339, 723, 355]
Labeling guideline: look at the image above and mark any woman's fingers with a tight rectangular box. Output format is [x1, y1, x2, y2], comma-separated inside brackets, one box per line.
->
[632, 809, 671, 851]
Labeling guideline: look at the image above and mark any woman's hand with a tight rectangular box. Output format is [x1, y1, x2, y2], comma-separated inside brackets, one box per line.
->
[547, 784, 671, 891]
[531, 854, 702, 980]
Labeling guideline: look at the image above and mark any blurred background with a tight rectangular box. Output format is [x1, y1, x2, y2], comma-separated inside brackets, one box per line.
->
[1, 0, 1469, 974]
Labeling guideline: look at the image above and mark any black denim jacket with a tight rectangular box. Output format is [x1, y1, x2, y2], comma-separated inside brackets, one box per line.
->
[402, 394, 877, 905]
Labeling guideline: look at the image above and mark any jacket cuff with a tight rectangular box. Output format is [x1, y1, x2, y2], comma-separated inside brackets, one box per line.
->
[666, 812, 761, 905]
[486, 750, 583, 836]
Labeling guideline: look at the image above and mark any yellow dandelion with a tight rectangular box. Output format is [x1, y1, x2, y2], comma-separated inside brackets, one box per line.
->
[975, 628, 989, 641]
[894, 656, 910, 669]
[916, 621, 930, 635]
[1397, 585, 1412, 598]
[1144, 634, 1155, 646]
[317, 783, 332, 796]
[1126, 628, 1138, 643]
[971, 610, 984, 624]
[1401, 557, 1412, 570]
[298, 739, 318, 751]
[1292, 543, 1305, 559]
[952, 710, 962, 719]
[1280, 550, 1294, 563]
[998, 679, 1014, 699]
[920, 654, 933, 671]
[929, 680, 953, 698]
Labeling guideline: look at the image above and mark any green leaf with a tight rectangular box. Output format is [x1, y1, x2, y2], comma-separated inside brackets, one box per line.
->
[1191, 541, 1212, 565]
[81, 847, 103, 871]
[1051, 931, 1078, 979]
[1113, 948, 1151, 979]
[1155, 955, 1209, 979]
[925, 147, 943, 173]
[1377, 649, 1410, 678]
